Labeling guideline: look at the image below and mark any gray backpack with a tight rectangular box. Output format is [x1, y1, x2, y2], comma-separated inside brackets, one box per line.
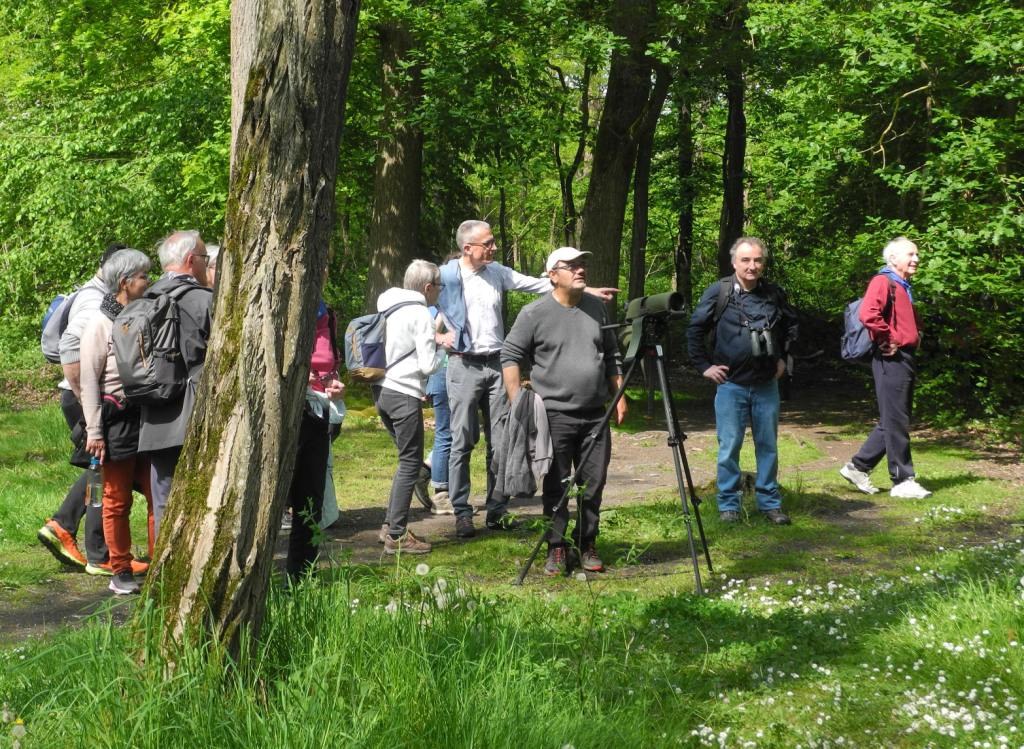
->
[112, 284, 199, 405]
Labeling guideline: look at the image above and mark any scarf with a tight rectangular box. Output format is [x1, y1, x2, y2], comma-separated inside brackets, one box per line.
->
[879, 267, 913, 303]
[100, 293, 125, 321]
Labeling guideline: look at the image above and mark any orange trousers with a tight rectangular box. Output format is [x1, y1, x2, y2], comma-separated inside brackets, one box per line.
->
[101, 455, 154, 575]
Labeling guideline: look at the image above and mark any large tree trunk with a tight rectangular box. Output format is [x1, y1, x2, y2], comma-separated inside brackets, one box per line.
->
[145, 0, 360, 656]
[578, 0, 655, 298]
[627, 66, 670, 302]
[674, 86, 695, 309]
[551, 62, 591, 248]
[716, 2, 748, 276]
[363, 21, 423, 311]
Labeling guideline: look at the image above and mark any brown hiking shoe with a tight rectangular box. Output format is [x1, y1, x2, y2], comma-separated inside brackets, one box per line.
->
[384, 530, 432, 555]
[544, 546, 567, 576]
[580, 544, 604, 572]
[37, 520, 86, 569]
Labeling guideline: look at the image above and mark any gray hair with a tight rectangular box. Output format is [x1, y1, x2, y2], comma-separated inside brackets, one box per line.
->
[403, 259, 440, 291]
[206, 244, 220, 269]
[729, 236, 768, 260]
[455, 220, 490, 252]
[101, 249, 151, 291]
[883, 236, 916, 266]
[158, 230, 203, 269]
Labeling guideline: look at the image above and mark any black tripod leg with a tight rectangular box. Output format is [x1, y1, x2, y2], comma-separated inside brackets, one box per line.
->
[513, 356, 641, 585]
[651, 346, 708, 594]
[675, 436, 714, 573]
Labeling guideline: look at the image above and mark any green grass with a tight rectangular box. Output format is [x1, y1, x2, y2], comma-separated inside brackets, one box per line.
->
[1, 401, 1023, 747]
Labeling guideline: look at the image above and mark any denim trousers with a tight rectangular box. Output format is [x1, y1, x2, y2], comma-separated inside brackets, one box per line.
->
[714, 379, 782, 512]
[428, 388, 451, 490]
[376, 388, 425, 538]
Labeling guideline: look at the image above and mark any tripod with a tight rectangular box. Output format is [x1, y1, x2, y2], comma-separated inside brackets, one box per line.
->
[514, 313, 714, 592]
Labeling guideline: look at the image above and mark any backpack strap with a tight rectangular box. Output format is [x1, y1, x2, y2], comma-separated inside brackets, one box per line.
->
[382, 300, 426, 371]
[712, 276, 733, 324]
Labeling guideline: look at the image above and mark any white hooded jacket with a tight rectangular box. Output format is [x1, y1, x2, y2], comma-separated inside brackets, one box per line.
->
[377, 287, 445, 399]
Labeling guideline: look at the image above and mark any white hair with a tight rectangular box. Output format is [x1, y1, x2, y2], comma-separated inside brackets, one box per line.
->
[206, 244, 220, 269]
[883, 236, 916, 266]
[158, 230, 203, 269]
[404, 259, 440, 291]
[101, 249, 151, 291]
[455, 220, 490, 252]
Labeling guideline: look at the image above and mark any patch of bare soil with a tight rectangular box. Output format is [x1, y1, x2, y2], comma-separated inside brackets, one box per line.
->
[2, 365, 1021, 643]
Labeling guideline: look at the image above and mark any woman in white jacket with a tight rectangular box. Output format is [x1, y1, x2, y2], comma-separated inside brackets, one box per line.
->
[375, 260, 450, 554]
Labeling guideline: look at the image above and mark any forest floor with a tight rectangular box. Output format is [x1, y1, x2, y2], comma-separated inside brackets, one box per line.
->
[2, 363, 1021, 644]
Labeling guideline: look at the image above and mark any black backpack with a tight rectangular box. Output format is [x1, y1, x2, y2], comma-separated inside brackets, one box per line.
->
[112, 284, 204, 405]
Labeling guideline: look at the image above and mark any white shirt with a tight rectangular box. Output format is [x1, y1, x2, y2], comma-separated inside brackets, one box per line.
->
[460, 263, 550, 354]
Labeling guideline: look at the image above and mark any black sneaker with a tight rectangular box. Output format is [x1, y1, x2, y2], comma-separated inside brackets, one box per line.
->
[108, 571, 140, 596]
[455, 515, 476, 538]
[485, 514, 523, 531]
[544, 547, 567, 576]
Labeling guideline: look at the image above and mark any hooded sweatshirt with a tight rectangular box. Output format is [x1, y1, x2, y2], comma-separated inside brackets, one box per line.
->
[377, 288, 445, 399]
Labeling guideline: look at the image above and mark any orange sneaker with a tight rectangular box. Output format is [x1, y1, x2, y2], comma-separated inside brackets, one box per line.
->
[85, 559, 150, 577]
[37, 520, 86, 569]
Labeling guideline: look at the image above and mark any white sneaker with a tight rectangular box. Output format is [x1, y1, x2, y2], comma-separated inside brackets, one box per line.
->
[890, 478, 932, 499]
[839, 462, 880, 495]
[430, 490, 455, 515]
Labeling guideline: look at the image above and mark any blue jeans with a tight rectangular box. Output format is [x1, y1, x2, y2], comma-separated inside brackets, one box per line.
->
[714, 379, 782, 512]
[428, 384, 451, 490]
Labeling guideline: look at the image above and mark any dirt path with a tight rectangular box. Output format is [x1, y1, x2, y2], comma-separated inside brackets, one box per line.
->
[2, 366, 1020, 644]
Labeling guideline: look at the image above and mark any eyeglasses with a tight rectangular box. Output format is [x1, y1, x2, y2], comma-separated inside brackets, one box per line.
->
[191, 253, 210, 262]
[552, 262, 586, 273]
[467, 239, 496, 249]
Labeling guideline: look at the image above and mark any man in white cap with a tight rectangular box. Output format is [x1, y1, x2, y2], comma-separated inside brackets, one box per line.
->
[436, 222, 617, 538]
[501, 247, 626, 575]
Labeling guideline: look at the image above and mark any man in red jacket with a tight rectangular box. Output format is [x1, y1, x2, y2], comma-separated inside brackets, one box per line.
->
[840, 237, 932, 499]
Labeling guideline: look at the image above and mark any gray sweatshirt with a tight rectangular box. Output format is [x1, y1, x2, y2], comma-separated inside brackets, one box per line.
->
[501, 292, 621, 412]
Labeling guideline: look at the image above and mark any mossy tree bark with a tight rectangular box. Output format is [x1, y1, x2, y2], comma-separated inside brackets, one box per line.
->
[143, 0, 360, 656]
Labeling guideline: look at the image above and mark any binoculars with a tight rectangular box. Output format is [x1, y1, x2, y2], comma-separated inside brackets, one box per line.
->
[749, 327, 776, 358]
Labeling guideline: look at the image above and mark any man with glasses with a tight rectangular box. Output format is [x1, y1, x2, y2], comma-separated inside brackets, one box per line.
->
[437, 221, 617, 538]
[501, 247, 626, 575]
[686, 236, 798, 526]
[137, 230, 214, 536]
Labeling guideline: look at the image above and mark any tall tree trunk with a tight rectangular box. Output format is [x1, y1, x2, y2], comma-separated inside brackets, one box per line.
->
[552, 63, 591, 247]
[145, 0, 360, 656]
[627, 66, 670, 302]
[578, 0, 656, 299]
[716, 3, 748, 276]
[363, 21, 423, 311]
[674, 86, 695, 309]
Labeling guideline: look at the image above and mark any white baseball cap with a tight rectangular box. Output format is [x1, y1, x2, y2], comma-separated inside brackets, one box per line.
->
[545, 246, 592, 272]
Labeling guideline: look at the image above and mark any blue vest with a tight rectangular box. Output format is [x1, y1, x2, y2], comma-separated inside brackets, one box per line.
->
[438, 259, 471, 353]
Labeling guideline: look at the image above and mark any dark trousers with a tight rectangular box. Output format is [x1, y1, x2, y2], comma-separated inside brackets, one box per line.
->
[542, 408, 611, 548]
[51, 389, 108, 564]
[287, 408, 330, 579]
[852, 350, 916, 483]
[149, 445, 183, 539]
[376, 388, 424, 538]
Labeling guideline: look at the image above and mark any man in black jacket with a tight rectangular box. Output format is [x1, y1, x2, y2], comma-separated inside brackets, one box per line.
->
[686, 237, 798, 525]
[137, 230, 213, 537]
